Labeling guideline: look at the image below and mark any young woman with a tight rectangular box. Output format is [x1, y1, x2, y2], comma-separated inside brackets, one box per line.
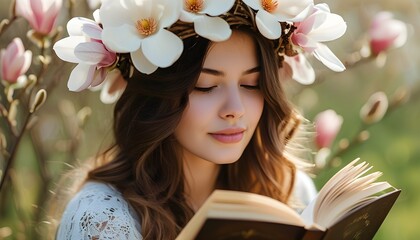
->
[53, 0, 346, 239]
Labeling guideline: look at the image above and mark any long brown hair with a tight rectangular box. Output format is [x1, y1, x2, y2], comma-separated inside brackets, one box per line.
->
[88, 28, 300, 239]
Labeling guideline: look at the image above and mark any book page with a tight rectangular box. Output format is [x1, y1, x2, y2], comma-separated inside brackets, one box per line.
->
[208, 190, 304, 225]
[300, 158, 394, 229]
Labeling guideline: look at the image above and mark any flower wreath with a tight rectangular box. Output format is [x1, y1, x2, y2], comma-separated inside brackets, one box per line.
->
[53, 0, 347, 104]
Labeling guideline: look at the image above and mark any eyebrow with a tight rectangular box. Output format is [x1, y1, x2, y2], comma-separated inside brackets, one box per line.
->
[201, 66, 260, 76]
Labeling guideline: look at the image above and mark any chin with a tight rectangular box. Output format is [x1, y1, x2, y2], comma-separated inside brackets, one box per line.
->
[208, 155, 242, 165]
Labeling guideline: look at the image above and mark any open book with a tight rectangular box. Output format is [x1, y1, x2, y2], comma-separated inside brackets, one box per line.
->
[176, 159, 400, 240]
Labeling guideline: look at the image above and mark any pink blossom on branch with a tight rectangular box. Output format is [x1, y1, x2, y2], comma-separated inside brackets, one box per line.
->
[314, 109, 343, 149]
[15, 0, 63, 36]
[0, 38, 32, 84]
[369, 12, 407, 56]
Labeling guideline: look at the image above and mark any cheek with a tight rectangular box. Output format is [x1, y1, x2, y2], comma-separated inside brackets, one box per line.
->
[184, 95, 217, 124]
[245, 92, 264, 123]
[176, 95, 216, 134]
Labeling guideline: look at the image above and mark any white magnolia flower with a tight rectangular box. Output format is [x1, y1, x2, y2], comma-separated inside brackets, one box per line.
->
[291, 4, 347, 72]
[180, 0, 235, 41]
[242, 0, 314, 39]
[284, 54, 315, 85]
[53, 14, 117, 91]
[100, 0, 182, 74]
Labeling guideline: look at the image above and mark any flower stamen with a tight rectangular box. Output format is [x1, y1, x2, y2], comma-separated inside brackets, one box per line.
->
[136, 18, 157, 36]
[185, 0, 204, 13]
[261, 0, 278, 13]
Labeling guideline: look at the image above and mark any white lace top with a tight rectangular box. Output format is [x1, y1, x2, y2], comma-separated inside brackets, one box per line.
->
[56, 182, 142, 240]
[56, 172, 317, 239]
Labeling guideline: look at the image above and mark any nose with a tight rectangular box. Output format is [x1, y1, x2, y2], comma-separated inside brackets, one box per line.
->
[219, 87, 245, 120]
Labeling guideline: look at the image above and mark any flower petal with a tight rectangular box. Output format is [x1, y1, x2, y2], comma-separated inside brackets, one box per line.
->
[307, 13, 347, 42]
[100, 69, 127, 104]
[313, 43, 345, 72]
[289, 3, 314, 22]
[194, 16, 232, 41]
[68, 64, 95, 91]
[242, 0, 261, 10]
[292, 33, 318, 52]
[314, 3, 330, 13]
[142, 29, 183, 68]
[4, 38, 24, 63]
[101, 25, 142, 53]
[273, 0, 314, 21]
[82, 22, 103, 40]
[255, 10, 282, 39]
[131, 49, 158, 74]
[38, 0, 62, 35]
[90, 68, 106, 87]
[284, 54, 315, 85]
[100, 0, 136, 27]
[67, 17, 97, 36]
[53, 36, 86, 63]
[158, 0, 181, 27]
[204, 0, 235, 16]
[93, 9, 101, 23]
[15, 0, 31, 19]
[5, 54, 27, 81]
[180, 10, 198, 22]
[74, 42, 110, 65]
[21, 50, 32, 76]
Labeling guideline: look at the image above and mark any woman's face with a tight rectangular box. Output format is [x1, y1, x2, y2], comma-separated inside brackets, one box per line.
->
[174, 31, 264, 165]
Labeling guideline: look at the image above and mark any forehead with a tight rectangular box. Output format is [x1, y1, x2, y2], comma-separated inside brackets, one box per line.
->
[203, 31, 258, 69]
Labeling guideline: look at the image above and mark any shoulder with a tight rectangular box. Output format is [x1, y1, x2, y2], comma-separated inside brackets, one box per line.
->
[292, 170, 318, 206]
[56, 181, 142, 240]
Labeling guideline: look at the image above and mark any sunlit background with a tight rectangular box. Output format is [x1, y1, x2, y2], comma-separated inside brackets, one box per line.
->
[0, 0, 419, 239]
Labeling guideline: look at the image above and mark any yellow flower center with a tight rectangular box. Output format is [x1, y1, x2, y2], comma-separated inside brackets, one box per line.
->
[136, 18, 157, 36]
[261, 0, 278, 13]
[185, 0, 204, 13]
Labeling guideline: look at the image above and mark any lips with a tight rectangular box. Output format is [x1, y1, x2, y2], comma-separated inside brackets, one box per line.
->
[209, 128, 245, 143]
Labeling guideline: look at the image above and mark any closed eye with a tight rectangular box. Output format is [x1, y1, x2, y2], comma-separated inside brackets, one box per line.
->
[241, 85, 260, 90]
[194, 86, 216, 93]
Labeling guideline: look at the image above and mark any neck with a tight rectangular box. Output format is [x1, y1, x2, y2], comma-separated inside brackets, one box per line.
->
[183, 155, 220, 212]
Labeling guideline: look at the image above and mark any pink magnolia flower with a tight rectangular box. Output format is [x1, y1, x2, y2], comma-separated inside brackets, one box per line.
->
[15, 0, 63, 35]
[314, 109, 343, 149]
[369, 12, 407, 56]
[284, 53, 315, 84]
[291, 4, 347, 72]
[53, 13, 117, 92]
[0, 38, 32, 84]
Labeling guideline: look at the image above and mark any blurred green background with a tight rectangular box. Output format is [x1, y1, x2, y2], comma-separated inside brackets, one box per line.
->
[0, 0, 419, 239]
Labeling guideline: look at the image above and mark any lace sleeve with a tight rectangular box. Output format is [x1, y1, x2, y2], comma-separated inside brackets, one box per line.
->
[291, 170, 318, 212]
[56, 182, 142, 240]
